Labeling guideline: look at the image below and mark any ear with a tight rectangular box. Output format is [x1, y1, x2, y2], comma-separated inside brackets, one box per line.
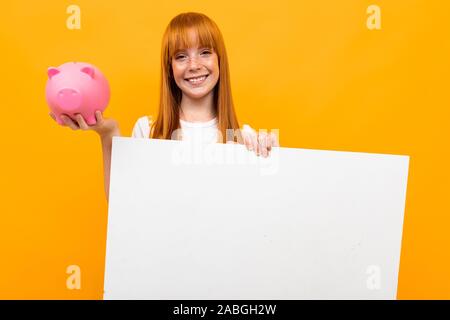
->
[81, 66, 95, 78]
[47, 67, 60, 79]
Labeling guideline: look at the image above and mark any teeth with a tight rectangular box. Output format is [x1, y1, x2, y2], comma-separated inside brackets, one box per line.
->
[188, 75, 206, 83]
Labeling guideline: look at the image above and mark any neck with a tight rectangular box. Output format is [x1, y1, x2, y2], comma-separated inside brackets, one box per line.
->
[179, 92, 216, 122]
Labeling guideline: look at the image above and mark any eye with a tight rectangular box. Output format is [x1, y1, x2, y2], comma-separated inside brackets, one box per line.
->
[201, 50, 211, 55]
[175, 54, 187, 60]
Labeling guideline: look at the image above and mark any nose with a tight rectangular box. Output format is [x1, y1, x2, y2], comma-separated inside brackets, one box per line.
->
[57, 88, 81, 110]
[187, 56, 202, 70]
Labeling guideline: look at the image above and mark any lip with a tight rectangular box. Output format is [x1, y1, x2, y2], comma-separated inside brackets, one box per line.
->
[184, 74, 209, 86]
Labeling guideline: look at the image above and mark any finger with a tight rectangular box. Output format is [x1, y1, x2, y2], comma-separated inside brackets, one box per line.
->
[242, 126, 255, 151]
[259, 132, 268, 157]
[270, 131, 280, 147]
[251, 132, 259, 156]
[74, 114, 89, 130]
[266, 133, 272, 152]
[95, 110, 103, 123]
[243, 131, 253, 151]
[61, 114, 80, 130]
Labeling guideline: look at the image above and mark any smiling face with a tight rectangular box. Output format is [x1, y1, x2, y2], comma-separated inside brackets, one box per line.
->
[171, 29, 220, 101]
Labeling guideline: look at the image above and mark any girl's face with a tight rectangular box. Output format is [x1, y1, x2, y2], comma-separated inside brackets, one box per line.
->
[171, 32, 219, 100]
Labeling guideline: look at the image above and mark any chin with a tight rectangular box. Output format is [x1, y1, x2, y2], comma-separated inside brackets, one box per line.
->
[183, 88, 212, 100]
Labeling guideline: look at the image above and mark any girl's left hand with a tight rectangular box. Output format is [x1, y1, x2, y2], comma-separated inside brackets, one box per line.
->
[241, 126, 279, 158]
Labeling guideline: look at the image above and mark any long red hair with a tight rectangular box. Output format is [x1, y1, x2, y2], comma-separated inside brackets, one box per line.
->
[151, 12, 241, 143]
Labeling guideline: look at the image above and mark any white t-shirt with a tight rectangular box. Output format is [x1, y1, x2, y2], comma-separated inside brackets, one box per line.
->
[131, 115, 253, 144]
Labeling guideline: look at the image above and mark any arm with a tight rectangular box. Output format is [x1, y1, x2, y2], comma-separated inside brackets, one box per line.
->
[51, 111, 121, 203]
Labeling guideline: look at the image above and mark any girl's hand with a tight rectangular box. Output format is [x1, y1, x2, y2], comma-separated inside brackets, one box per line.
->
[242, 126, 279, 158]
[49, 111, 120, 139]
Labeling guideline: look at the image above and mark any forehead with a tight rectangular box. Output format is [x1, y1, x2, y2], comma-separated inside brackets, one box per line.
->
[170, 27, 215, 55]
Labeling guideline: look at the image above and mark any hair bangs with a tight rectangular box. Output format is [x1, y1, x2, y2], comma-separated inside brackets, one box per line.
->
[168, 21, 216, 58]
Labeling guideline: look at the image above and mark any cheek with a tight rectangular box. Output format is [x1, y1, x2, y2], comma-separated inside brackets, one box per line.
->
[210, 58, 219, 72]
[213, 67, 220, 84]
[171, 64, 184, 81]
[207, 60, 220, 79]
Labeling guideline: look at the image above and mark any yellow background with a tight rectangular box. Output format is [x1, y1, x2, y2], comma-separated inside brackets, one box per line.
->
[1, 0, 449, 299]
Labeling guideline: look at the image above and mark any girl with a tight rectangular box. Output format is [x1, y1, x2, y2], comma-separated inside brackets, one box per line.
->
[49, 12, 277, 201]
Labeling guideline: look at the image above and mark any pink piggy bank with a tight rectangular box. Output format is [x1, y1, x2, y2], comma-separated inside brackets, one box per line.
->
[46, 62, 110, 125]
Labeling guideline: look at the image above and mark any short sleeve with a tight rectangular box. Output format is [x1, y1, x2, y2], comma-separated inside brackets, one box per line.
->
[242, 124, 254, 133]
[131, 116, 152, 138]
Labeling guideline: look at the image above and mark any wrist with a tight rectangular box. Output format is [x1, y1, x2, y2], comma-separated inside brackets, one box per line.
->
[100, 128, 120, 142]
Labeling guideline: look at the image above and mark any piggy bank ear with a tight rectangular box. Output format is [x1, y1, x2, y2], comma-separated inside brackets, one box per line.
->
[47, 67, 60, 79]
[81, 66, 95, 78]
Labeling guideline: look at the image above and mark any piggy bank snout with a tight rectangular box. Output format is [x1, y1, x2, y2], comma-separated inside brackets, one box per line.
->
[56, 88, 82, 111]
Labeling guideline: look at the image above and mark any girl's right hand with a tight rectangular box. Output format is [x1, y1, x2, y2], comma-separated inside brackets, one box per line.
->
[49, 111, 120, 139]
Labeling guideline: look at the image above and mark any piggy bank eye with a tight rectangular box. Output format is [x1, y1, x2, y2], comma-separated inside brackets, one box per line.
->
[81, 66, 95, 78]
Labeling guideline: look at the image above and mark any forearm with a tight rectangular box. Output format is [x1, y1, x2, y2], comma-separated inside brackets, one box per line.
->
[100, 129, 121, 203]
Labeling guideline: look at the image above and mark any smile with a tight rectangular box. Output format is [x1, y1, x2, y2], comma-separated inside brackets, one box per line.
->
[185, 74, 209, 85]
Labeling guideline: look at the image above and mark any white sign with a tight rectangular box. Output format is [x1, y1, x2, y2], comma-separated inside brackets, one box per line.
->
[104, 137, 409, 299]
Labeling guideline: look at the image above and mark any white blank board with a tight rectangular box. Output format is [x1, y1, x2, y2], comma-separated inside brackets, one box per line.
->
[104, 137, 409, 299]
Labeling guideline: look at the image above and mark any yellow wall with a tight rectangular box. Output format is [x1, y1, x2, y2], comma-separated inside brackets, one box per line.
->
[1, 0, 449, 299]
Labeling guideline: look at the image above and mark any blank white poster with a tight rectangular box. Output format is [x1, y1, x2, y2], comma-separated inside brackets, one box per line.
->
[104, 137, 409, 299]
